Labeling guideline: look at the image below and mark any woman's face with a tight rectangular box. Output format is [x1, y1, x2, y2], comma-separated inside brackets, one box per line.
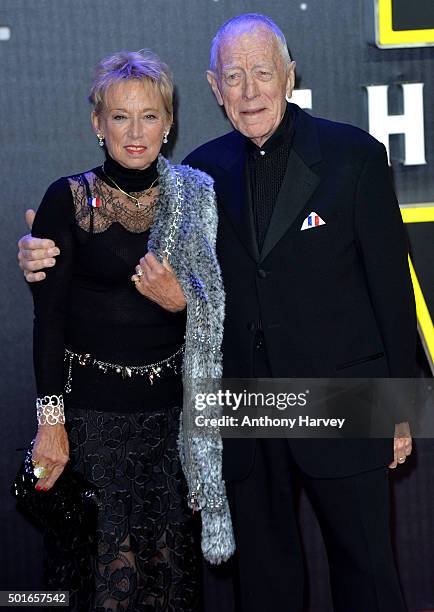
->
[92, 79, 170, 170]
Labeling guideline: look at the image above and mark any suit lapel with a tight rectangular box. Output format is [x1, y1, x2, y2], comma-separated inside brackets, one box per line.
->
[259, 105, 323, 262]
[216, 134, 259, 262]
[260, 149, 320, 262]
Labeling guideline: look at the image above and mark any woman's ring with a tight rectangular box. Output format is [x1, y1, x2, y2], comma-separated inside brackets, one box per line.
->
[398, 457, 405, 463]
[135, 266, 143, 277]
[33, 464, 48, 479]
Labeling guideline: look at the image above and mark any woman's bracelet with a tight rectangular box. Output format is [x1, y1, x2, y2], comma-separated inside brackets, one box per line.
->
[36, 394, 65, 426]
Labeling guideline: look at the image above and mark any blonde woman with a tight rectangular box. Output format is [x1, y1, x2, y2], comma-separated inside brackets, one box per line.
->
[26, 50, 229, 611]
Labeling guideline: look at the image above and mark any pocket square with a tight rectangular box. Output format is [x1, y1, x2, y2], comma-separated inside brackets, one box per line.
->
[301, 212, 326, 231]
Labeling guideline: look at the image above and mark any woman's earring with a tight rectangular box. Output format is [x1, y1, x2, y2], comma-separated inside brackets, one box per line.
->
[97, 133, 105, 148]
[163, 132, 168, 144]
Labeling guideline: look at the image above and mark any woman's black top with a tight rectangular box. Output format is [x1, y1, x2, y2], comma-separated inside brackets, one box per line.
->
[30, 155, 185, 412]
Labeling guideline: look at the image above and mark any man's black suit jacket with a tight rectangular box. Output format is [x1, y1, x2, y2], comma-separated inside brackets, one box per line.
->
[183, 104, 416, 480]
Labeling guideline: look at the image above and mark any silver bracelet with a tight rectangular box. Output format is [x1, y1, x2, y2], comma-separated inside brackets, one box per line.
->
[36, 394, 65, 426]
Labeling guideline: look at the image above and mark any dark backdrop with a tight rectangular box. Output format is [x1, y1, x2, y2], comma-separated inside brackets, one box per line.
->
[1, 1, 433, 610]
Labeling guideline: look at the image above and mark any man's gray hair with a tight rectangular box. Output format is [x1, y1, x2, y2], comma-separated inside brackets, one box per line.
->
[209, 13, 291, 73]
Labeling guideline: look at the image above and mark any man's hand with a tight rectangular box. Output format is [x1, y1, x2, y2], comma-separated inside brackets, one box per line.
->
[389, 421, 412, 469]
[131, 253, 186, 312]
[17, 209, 60, 282]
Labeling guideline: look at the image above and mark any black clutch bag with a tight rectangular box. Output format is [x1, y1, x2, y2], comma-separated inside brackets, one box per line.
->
[11, 444, 99, 552]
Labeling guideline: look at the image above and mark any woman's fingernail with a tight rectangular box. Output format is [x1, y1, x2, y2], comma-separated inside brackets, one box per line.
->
[35, 485, 41, 491]
[43, 487, 48, 492]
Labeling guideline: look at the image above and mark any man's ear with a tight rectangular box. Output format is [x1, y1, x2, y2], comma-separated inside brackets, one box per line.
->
[206, 70, 224, 106]
[285, 61, 296, 100]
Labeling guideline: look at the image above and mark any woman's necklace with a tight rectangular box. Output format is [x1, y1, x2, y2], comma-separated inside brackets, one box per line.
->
[101, 164, 158, 209]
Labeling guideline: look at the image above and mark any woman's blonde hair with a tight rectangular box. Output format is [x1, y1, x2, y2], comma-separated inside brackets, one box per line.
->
[89, 49, 174, 124]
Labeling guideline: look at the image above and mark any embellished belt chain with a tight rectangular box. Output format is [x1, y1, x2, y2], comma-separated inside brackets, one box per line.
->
[64, 345, 184, 394]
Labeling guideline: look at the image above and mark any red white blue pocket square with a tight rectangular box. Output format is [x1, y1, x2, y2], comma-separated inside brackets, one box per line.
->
[300, 212, 326, 231]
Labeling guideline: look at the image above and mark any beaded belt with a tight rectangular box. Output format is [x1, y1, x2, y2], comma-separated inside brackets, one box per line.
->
[64, 345, 184, 394]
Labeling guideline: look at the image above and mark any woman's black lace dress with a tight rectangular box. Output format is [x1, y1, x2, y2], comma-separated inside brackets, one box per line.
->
[30, 155, 200, 611]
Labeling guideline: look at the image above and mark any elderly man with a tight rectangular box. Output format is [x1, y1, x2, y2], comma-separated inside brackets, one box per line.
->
[19, 13, 415, 612]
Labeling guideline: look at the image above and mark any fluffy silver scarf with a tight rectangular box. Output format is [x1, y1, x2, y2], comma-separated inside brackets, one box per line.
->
[148, 155, 235, 564]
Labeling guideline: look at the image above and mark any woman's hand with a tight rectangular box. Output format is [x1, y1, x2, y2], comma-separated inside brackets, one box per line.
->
[131, 253, 186, 312]
[32, 424, 69, 491]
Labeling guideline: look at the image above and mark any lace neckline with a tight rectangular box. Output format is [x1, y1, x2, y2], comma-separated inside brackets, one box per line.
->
[69, 172, 158, 235]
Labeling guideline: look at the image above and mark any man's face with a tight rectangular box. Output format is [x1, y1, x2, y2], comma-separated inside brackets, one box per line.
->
[208, 27, 295, 147]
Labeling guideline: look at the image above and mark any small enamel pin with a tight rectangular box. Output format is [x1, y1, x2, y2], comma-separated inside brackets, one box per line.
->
[88, 197, 101, 208]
